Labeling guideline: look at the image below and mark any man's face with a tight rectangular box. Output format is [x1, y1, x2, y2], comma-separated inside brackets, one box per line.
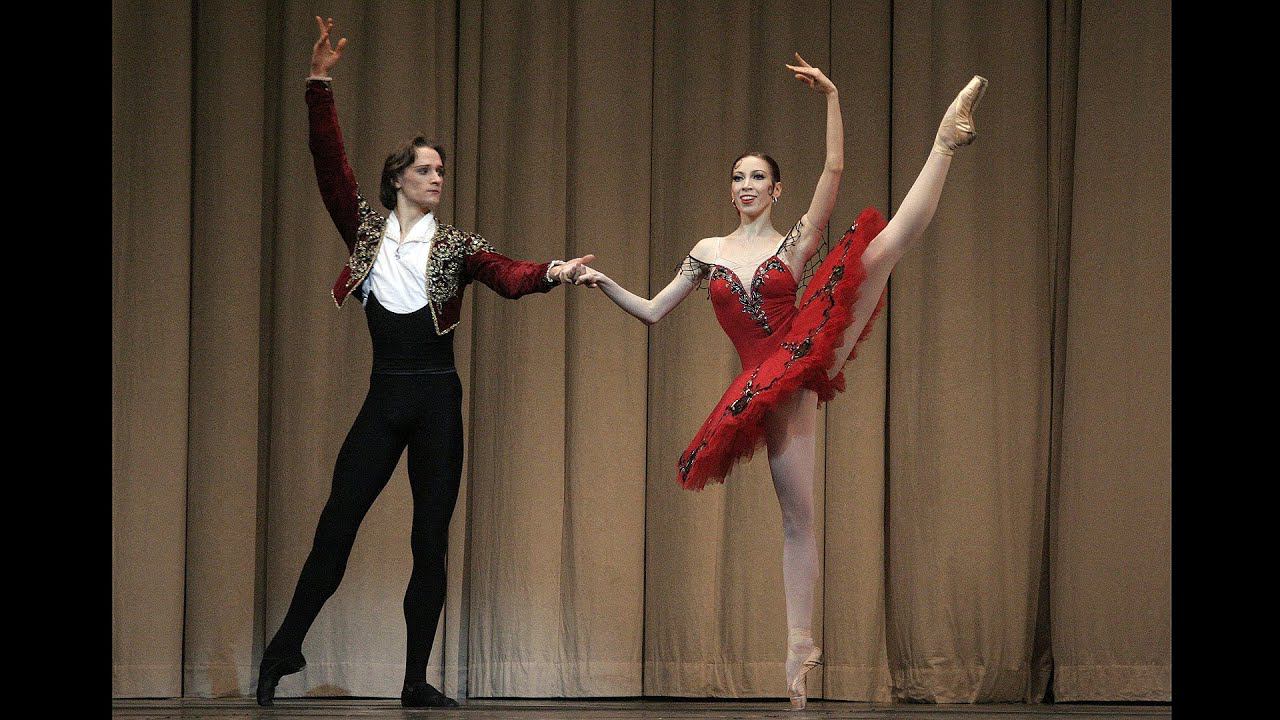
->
[396, 146, 445, 211]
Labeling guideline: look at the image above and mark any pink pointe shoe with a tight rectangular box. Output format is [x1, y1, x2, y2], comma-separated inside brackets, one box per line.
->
[932, 75, 989, 156]
[786, 629, 822, 711]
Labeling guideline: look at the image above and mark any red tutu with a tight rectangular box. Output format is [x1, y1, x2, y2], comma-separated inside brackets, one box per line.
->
[676, 207, 888, 491]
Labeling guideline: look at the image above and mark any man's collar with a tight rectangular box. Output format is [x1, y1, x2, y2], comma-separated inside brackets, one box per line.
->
[387, 210, 436, 244]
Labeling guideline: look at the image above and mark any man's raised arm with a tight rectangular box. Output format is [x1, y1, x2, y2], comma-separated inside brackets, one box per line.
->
[305, 16, 361, 253]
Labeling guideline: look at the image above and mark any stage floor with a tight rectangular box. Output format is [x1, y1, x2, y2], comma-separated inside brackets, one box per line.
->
[112, 698, 1172, 719]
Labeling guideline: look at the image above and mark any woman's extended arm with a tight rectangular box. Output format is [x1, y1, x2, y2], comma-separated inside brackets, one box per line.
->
[780, 53, 843, 269]
[590, 270, 699, 326]
[575, 243, 713, 325]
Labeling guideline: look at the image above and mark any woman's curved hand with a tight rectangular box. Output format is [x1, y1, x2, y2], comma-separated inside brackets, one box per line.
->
[574, 268, 607, 288]
[311, 16, 348, 77]
[785, 52, 836, 96]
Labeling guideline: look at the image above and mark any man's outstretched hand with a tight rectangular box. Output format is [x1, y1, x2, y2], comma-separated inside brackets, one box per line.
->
[552, 254, 597, 284]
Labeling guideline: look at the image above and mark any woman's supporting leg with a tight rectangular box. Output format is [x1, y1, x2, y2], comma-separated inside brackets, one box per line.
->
[264, 381, 410, 659]
[401, 373, 465, 688]
[826, 75, 987, 379]
[765, 389, 821, 677]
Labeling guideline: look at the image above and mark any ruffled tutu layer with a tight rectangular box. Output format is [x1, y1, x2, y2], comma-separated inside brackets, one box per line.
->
[676, 206, 888, 491]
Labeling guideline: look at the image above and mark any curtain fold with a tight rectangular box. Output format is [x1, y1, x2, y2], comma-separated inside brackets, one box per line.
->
[556, 0, 655, 697]
[112, 0, 194, 698]
[462, 0, 573, 697]
[1050, 0, 1171, 702]
[1037, 0, 1082, 704]
[821, 0, 894, 703]
[112, 0, 1171, 703]
[182, 0, 271, 698]
[885, 0, 1053, 702]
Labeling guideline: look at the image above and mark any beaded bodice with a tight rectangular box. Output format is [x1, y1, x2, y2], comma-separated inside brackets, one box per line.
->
[706, 254, 800, 368]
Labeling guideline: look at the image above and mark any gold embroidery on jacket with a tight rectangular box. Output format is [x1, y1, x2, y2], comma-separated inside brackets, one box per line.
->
[424, 223, 494, 335]
[345, 196, 388, 292]
[333, 195, 388, 307]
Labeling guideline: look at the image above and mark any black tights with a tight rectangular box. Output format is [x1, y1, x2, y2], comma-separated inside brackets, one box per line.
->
[265, 371, 464, 685]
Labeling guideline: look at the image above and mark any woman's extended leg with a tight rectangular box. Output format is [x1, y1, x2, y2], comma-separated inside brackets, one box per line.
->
[826, 75, 988, 379]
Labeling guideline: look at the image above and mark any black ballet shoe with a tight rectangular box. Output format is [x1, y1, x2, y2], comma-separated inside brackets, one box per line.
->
[255, 651, 306, 707]
[401, 681, 460, 708]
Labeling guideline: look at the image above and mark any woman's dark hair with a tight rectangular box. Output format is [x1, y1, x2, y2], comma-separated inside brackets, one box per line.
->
[730, 151, 781, 183]
[380, 136, 447, 210]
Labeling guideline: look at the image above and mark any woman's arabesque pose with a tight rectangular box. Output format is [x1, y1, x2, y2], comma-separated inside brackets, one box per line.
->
[575, 55, 987, 710]
[255, 17, 594, 709]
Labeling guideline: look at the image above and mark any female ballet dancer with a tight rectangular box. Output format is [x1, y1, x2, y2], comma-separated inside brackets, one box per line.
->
[574, 55, 986, 709]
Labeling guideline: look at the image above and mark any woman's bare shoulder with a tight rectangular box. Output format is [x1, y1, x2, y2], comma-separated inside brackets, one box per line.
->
[689, 236, 720, 261]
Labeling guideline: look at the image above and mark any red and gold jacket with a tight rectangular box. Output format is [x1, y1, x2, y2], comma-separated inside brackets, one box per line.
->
[306, 79, 557, 334]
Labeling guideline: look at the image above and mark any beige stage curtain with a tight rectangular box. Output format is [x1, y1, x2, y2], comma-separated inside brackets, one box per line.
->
[182, 0, 273, 697]
[820, 0, 895, 703]
[460, 0, 652, 697]
[1051, 1, 1171, 701]
[113, 0, 193, 697]
[112, 0, 1170, 703]
[885, 0, 1054, 702]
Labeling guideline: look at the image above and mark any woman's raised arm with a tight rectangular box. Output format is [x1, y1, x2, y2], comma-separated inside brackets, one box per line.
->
[780, 53, 843, 269]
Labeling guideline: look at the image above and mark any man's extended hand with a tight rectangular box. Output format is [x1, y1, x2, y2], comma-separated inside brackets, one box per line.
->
[551, 254, 596, 284]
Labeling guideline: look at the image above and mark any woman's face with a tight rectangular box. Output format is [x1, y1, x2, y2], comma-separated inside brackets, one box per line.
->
[730, 156, 780, 217]
[395, 146, 446, 211]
